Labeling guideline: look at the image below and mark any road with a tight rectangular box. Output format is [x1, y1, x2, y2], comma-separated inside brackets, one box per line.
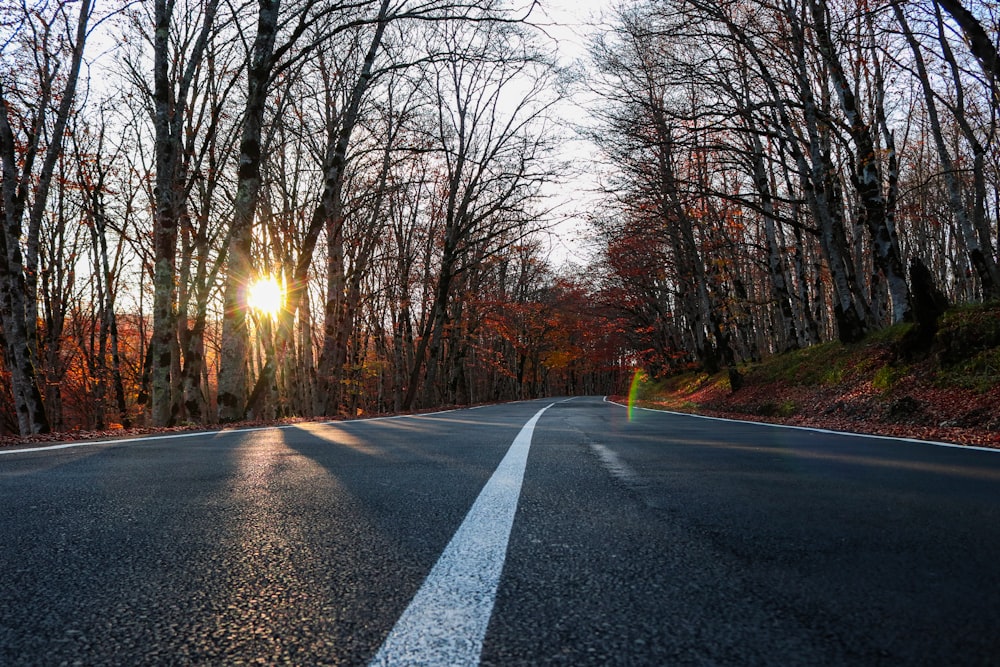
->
[2, 396, 999, 665]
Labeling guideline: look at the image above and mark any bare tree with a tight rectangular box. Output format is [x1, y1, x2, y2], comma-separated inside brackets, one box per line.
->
[807, 0, 911, 323]
[933, 0, 1000, 89]
[0, 0, 94, 434]
[893, 1, 999, 300]
[71, 111, 133, 428]
[401, 18, 560, 409]
[145, 0, 224, 425]
[216, 0, 386, 421]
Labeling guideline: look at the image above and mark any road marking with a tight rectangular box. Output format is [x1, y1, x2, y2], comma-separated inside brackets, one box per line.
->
[603, 397, 1000, 454]
[2, 426, 336, 456]
[589, 442, 645, 489]
[0, 426, 295, 455]
[370, 404, 552, 667]
[0, 401, 559, 455]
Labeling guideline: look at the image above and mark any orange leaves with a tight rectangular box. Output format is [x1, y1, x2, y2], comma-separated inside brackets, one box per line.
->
[477, 277, 625, 383]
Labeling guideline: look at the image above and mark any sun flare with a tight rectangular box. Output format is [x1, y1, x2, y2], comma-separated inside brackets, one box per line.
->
[627, 368, 645, 422]
[247, 276, 284, 318]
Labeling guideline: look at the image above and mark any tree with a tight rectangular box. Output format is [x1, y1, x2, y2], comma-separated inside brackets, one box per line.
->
[0, 0, 93, 435]
[216, 0, 389, 421]
[148, 0, 223, 426]
[401, 17, 560, 409]
[933, 0, 1000, 88]
[892, 1, 999, 301]
[807, 0, 911, 324]
[216, 0, 285, 422]
[71, 111, 132, 428]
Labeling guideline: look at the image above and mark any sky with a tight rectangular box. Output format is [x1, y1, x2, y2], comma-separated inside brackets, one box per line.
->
[530, 0, 616, 269]
[536, 0, 613, 63]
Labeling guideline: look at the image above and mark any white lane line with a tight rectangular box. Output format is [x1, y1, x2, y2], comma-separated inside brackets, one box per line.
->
[0, 402, 556, 455]
[603, 397, 1000, 454]
[370, 404, 552, 667]
[0, 425, 296, 455]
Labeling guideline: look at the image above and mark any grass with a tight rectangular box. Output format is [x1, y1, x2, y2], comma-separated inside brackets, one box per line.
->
[736, 311, 996, 395]
[933, 302, 1000, 392]
[872, 364, 908, 393]
[745, 340, 844, 386]
[937, 347, 1000, 392]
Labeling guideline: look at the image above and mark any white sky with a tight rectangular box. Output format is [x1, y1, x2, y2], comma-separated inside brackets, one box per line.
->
[531, 0, 615, 270]
[534, 0, 612, 64]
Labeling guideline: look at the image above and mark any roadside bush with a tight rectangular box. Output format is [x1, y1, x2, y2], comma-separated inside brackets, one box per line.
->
[935, 303, 1000, 366]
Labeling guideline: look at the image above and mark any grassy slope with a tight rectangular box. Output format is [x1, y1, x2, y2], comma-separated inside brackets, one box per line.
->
[620, 303, 1000, 448]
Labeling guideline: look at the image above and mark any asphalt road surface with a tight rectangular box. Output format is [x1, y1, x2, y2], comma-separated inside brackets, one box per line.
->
[2, 396, 999, 665]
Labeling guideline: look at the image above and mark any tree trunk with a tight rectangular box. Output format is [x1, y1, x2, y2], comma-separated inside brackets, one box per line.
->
[931, 2, 1000, 298]
[809, 0, 911, 324]
[750, 132, 798, 352]
[402, 251, 456, 411]
[790, 5, 871, 342]
[151, 0, 179, 426]
[894, 2, 999, 301]
[717, 1, 868, 342]
[318, 216, 347, 415]
[150, 0, 219, 425]
[218, 0, 280, 422]
[933, 0, 1000, 86]
[0, 0, 92, 435]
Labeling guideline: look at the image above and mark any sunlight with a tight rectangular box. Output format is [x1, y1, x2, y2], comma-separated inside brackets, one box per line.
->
[247, 275, 284, 318]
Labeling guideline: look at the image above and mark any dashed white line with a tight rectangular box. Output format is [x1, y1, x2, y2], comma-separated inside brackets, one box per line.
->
[589, 442, 644, 489]
[369, 404, 552, 667]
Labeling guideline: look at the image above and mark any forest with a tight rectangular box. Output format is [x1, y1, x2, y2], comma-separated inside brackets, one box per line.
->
[0, 0, 997, 436]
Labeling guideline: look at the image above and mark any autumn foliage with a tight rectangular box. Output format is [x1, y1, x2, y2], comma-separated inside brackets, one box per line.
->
[4, 0, 1000, 440]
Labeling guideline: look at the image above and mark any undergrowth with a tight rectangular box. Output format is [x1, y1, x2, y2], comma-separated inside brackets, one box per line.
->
[934, 302, 1000, 392]
[627, 303, 1000, 444]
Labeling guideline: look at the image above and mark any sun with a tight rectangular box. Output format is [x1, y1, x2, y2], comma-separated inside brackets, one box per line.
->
[247, 276, 284, 318]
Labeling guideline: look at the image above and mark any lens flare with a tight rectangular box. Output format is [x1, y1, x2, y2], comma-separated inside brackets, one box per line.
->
[627, 369, 645, 422]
